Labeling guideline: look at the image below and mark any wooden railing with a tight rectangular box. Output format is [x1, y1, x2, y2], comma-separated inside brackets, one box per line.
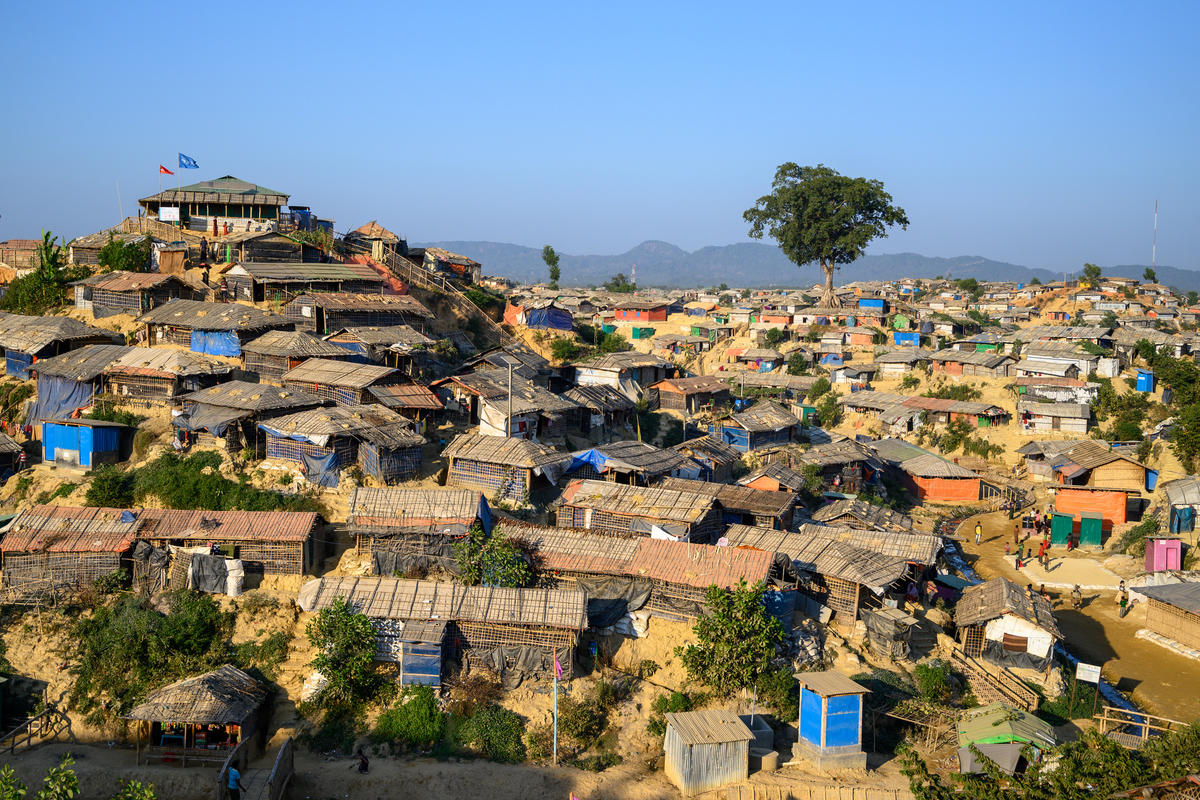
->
[214, 737, 251, 800]
[265, 737, 295, 800]
[1094, 705, 1188, 748]
[950, 649, 1039, 712]
[338, 238, 511, 348]
[120, 216, 200, 242]
[0, 705, 70, 755]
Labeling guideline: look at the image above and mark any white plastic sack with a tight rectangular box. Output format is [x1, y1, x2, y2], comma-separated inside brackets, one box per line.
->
[224, 559, 244, 597]
[301, 671, 328, 703]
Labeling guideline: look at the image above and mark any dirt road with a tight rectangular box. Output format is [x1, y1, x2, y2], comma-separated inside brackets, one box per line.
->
[960, 510, 1200, 723]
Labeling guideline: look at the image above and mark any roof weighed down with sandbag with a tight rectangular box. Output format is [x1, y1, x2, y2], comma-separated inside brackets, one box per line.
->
[137, 299, 292, 331]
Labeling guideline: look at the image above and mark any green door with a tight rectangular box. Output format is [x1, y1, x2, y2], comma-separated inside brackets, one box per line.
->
[1079, 512, 1103, 548]
[1050, 513, 1074, 546]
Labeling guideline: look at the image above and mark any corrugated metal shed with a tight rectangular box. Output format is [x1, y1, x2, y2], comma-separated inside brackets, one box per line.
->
[666, 709, 754, 745]
[796, 671, 869, 697]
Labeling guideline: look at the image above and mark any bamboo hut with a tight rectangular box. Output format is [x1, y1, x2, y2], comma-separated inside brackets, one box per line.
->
[297, 576, 587, 682]
[502, 521, 773, 620]
[555, 479, 722, 543]
[72, 271, 200, 318]
[565, 440, 696, 485]
[1136, 583, 1200, 653]
[137, 300, 293, 356]
[649, 376, 732, 414]
[0, 505, 137, 603]
[281, 358, 403, 406]
[442, 432, 569, 502]
[135, 508, 321, 576]
[259, 405, 425, 486]
[324, 325, 436, 370]
[25, 344, 133, 424]
[664, 710, 754, 797]
[673, 436, 742, 483]
[103, 347, 234, 405]
[0, 432, 22, 478]
[365, 382, 444, 425]
[173, 381, 323, 453]
[562, 384, 635, 434]
[810, 498, 914, 532]
[126, 665, 268, 766]
[222, 262, 384, 303]
[723, 523, 932, 628]
[348, 487, 493, 576]
[708, 400, 800, 453]
[0, 313, 123, 379]
[658, 476, 800, 530]
[241, 330, 351, 384]
[740, 462, 811, 493]
[955, 578, 1061, 670]
[285, 292, 434, 335]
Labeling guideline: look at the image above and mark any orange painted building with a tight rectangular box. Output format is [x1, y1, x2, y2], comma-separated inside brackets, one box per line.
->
[905, 475, 981, 503]
[1054, 486, 1127, 528]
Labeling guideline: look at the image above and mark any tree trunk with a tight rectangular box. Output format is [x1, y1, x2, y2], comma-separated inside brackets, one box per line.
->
[818, 260, 843, 308]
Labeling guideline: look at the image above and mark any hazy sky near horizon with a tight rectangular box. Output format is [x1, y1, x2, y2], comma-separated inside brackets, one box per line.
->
[1, 2, 1197, 270]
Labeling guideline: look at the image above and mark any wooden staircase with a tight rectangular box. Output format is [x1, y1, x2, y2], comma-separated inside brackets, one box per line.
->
[950, 649, 1039, 712]
[0, 704, 71, 755]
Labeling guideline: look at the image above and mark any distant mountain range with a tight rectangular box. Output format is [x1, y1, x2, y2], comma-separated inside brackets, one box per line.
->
[417, 239, 1200, 292]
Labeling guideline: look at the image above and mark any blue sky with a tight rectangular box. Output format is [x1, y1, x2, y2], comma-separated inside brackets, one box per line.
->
[1, 1, 1197, 270]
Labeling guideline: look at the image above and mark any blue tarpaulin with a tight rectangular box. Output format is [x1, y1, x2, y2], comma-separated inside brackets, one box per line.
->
[173, 405, 247, 437]
[27, 375, 94, 424]
[1172, 506, 1195, 533]
[190, 330, 241, 356]
[302, 450, 339, 488]
[6, 351, 33, 379]
[524, 306, 573, 331]
[567, 448, 608, 474]
[329, 341, 372, 364]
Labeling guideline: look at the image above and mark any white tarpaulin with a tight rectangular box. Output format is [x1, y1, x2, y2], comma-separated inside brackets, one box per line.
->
[984, 615, 1053, 658]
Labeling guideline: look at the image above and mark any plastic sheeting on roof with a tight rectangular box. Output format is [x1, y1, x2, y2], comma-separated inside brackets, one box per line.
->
[26, 374, 94, 424]
[191, 330, 241, 357]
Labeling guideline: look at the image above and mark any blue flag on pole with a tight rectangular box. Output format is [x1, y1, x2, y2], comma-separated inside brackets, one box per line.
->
[178, 153, 199, 169]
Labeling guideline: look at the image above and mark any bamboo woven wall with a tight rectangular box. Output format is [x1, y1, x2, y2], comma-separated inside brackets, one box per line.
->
[1, 552, 122, 595]
[359, 443, 422, 483]
[244, 353, 290, 383]
[1147, 599, 1200, 651]
[448, 458, 529, 501]
[265, 434, 354, 468]
[108, 374, 176, 405]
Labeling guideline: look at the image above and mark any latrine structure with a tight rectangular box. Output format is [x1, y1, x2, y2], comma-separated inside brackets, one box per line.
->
[555, 479, 722, 543]
[259, 405, 425, 484]
[0, 505, 137, 603]
[442, 432, 569, 502]
[297, 576, 587, 681]
[281, 358, 403, 406]
[348, 487, 493, 575]
[241, 329, 351, 384]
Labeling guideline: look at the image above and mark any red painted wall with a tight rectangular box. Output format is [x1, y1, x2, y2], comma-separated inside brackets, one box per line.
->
[615, 307, 668, 322]
[1055, 487, 1126, 527]
[908, 475, 981, 503]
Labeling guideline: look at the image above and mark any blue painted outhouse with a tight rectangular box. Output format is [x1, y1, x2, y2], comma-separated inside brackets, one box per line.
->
[1135, 370, 1156, 393]
[796, 671, 869, 769]
[41, 419, 127, 467]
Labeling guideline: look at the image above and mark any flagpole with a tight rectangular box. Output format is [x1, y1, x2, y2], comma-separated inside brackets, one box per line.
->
[553, 665, 559, 765]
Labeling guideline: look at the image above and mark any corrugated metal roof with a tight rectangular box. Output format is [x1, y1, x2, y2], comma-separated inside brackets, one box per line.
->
[242, 330, 351, 358]
[665, 709, 754, 745]
[34, 344, 132, 381]
[563, 384, 635, 413]
[658, 477, 798, 518]
[137, 300, 292, 331]
[796, 671, 869, 697]
[723, 524, 909, 592]
[74, 271, 194, 292]
[1138, 582, 1200, 614]
[260, 405, 424, 449]
[729, 400, 799, 433]
[497, 522, 641, 575]
[0, 506, 139, 553]
[625, 537, 773, 588]
[1163, 477, 1200, 507]
[0, 313, 120, 353]
[368, 383, 444, 410]
[557, 479, 715, 524]
[106, 347, 233, 378]
[443, 432, 569, 469]
[282, 358, 398, 388]
[291, 292, 433, 317]
[181, 380, 321, 412]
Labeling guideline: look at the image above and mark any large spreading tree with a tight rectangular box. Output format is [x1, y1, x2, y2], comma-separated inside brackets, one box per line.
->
[744, 163, 909, 307]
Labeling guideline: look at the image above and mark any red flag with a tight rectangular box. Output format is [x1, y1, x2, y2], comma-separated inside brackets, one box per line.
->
[159, 165, 174, 175]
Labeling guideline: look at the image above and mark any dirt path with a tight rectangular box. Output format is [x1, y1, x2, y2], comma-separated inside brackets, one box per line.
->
[958, 510, 1200, 723]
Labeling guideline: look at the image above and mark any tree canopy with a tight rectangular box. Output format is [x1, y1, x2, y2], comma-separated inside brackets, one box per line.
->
[744, 163, 908, 307]
[1143, 267, 1157, 283]
[0, 232, 87, 315]
[1080, 262, 1103, 286]
[604, 273, 636, 293]
[98, 233, 152, 273]
[542, 245, 560, 288]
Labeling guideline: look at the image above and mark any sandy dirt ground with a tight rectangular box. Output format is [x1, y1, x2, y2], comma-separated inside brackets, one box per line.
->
[956, 509, 1200, 723]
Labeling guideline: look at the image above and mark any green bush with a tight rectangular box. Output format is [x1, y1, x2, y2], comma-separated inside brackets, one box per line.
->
[85, 465, 135, 507]
[571, 752, 623, 772]
[126, 451, 319, 512]
[306, 597, 381, 714]
[234, 632, 291, 681]
[756, 665, 799, 722]
[913, 661, 954, 703]
[71, 591, 234, 724]
[558, 690, 611, 748]
[677, 580, 784, 698]
[647, 691, 696, 736]
[453, 524, 532, 587]
[301, 712, 362, 754]
[373, 685, 446, 748]
[807, 377, 832, 402]
[457, 703, 527, 763]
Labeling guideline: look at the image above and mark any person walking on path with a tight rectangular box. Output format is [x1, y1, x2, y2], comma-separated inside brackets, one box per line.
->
[227, 766, 245, 800]
[1013, 524, 1021, 547]
[975, 521, 983, 545]
[1072, 584, 1083, 610]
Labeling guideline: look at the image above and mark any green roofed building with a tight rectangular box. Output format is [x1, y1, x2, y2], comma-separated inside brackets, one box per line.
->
[138, 175, 289, 225]
[956, 703, 1056, 775]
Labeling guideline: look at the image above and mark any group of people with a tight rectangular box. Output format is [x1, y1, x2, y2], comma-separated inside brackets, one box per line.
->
[1006, 520, 1053, 571]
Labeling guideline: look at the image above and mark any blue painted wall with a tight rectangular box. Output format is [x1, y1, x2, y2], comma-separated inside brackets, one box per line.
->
[799, 688, 823, 747]
[825, 694, 861, 747]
